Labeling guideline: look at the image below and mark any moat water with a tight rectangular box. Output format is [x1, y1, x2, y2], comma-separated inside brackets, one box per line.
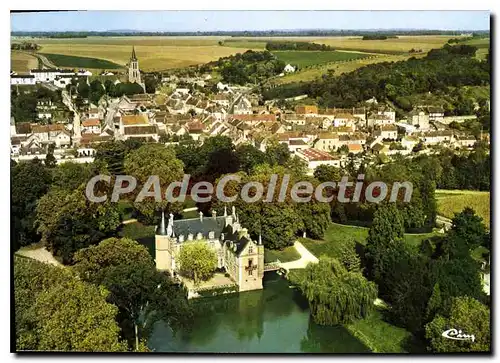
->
[149, 272, 370, 353]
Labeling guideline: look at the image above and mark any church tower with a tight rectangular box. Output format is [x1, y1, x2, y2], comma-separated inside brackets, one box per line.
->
[128, 47, 145, 91]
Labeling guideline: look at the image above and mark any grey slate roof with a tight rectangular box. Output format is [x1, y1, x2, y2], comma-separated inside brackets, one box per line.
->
[172, 215, 226, 239]
[221, 224, 252, 256]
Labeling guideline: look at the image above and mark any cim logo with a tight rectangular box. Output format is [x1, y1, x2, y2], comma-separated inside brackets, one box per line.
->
[442, 328, 475, 343]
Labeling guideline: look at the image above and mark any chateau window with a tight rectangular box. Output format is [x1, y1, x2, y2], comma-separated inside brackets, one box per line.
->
[248, 245, 253, 254]
[245, 259, 257, 276]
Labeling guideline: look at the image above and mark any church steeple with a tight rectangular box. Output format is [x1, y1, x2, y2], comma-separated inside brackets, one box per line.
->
[128, 46, 144, 92]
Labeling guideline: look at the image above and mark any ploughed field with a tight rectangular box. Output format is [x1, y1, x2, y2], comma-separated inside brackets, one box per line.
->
[11, 51, 38, 73]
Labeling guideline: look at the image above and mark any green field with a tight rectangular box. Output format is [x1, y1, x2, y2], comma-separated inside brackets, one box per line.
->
[40, 53, 123, 69]
[301, 223, 437, 259]
[270, 53, 425, 85]
[264, 246, 301, 263]
[436, 189, 490, 227]
[345, 309, 418, 353]
[272, 50, 370, 67]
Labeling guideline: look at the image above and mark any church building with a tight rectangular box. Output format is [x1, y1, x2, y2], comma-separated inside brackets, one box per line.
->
[155, 207, 265, 292]
[128, 46, 145, 92]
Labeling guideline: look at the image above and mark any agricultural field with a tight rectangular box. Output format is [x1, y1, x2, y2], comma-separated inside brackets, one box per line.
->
[11, 34, 462, 73]
[460, 37, 490, 60]
[26, 36, 264, 71]
[312, 35, 461, 54]
[11, 51, 38, 73]
[270, 53, 426, 85]
[272, 50, 370, 68]
[40, 53, 123, 70]
[221, 39, 267, 49]
[435, 189, 490, 227]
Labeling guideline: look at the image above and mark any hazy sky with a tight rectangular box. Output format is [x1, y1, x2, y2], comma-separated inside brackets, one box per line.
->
[11, 10, 490, 32]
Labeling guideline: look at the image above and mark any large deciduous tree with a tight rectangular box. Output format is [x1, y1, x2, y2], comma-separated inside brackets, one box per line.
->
[36, 185, 121, 263]
[425, 296, 490, 352]
[11, 159, 52, 249]
[73, 237, 192, 350]
[177, 241, 218, 284]
[124, 143, 185, 223]
[14, 256, 127, 352]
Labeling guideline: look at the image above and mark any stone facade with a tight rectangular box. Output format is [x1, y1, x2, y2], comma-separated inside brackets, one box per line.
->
[155, 207, 264, 292]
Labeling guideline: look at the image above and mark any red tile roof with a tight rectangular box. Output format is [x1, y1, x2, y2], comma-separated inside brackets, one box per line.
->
[82, 119, 100, 127]
[298, 148, 337, 161]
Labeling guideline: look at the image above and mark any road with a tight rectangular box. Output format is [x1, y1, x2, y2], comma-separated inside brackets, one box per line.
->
[32, 52, 57, 69]
[279, 241, 319, 271]
[62, 90, 81, 139]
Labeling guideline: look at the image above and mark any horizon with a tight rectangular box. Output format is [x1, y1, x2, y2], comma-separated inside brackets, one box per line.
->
[11, 10, 490, 32]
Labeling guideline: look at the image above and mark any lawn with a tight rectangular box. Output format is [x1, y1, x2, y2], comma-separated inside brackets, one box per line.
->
[118, 221, 156, 257]
[40, 53, 123, 69]
[300, 222, 437, 259]
[345, 309, 417, 353]
[264, 246, 301, 263]
[117, 200, 135, 220]
[11, 51, 38, 73]
[435, 189, 490, 227]
[182, 209, 199, 219]
[272, 50, 370, 67]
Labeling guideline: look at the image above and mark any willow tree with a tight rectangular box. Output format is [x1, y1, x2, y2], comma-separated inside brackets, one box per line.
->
[291, 257, 378, 326]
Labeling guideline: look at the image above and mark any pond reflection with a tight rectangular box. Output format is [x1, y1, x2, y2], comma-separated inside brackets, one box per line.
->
[149, 272, 370, 353]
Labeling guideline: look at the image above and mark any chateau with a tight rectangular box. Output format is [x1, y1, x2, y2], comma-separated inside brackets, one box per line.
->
[128, 46, 145, 92]
[155, 207, 265, 292]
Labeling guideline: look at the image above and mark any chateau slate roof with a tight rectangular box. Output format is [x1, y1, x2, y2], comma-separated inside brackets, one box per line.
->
[221, 224, 252, 256]
[172, 215, 227, 240]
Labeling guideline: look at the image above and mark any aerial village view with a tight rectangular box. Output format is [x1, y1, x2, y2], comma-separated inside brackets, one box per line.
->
[10, 10, 491, 353]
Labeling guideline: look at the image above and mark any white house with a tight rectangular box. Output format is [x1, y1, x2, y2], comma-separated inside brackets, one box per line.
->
[81, 119, 101, 134]
[373, 125, 398, 140]
[315, 132, 340, 152]
[11, 75, 36, 85]
[284, 64, 296, 73]
[296, 148, 342, 174]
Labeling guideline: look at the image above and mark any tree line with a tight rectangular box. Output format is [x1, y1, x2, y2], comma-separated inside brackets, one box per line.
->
[11, 42, 40, 50]
[207, 50, 285, 85]
[362, 35, 398, 40]
[12, 30, 490, 37]
[265, 41, 334, 51]
[262, 44, 489, 112]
